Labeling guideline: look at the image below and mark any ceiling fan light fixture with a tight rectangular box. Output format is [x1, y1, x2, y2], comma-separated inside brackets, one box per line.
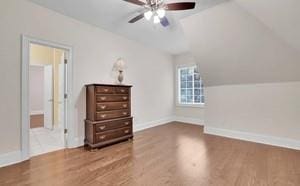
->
[144, 10, 153, 20]
[157, 9, 166, 18]
[153, 15, 160, 24]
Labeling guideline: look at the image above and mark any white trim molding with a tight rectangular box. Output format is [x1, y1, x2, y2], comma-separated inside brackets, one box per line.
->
[0, 151, 23, 168]
[21, 35, 74, 162]
[204, 126, 300, 150]
[133, 116, 175, 132]
[30, 110, 44, 115]
[174, 116, 204, 126]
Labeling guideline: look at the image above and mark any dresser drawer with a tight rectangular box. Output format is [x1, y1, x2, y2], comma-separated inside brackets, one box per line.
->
[95, 127, 132, 143]
[96, 95, 129, 102]
[95, 109, 130, 121]
[95, 118, 132, 133]
[95, 86, 114, 94]
[96, 102, 129, 111]
[115, 87, 129, 94]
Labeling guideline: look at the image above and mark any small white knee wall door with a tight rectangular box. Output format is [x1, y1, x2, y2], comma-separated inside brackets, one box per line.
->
[44, 65, 53, 130]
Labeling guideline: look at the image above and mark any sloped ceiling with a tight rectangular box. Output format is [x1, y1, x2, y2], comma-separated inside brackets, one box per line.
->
[28, 0, 227, 54]
[181, 1, 300, 86]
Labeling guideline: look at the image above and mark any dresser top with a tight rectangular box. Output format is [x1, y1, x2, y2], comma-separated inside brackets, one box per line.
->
[85, 84, 132, 87]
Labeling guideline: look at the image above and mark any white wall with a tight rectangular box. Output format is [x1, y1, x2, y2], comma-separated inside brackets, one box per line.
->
[205, 82, 300, 141]
[29, 66, 44, 114]
[180, 1, 300, 86]
[0, 0, 174, 155]
[173, 53, 204, 123]
[179, 1, 300, 146]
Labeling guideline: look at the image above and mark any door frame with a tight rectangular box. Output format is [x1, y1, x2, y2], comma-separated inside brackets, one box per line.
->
[21, 35, 74, 160]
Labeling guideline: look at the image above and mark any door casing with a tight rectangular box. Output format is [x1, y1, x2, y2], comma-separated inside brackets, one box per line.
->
[21, 35, 74, 160]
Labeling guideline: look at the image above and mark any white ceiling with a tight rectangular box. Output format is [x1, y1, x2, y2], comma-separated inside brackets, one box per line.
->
[28, 0, 227, 54]
[181, 0, 300, 86]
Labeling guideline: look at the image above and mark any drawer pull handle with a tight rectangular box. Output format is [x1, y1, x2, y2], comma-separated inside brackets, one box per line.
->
[122, 97, 127, 100]
[100, 97, 107, 101]
[123, 112, 127, 115]
[123, 104, 127, 108]
[99, 135, 106, 139]
[99, 126, 106, 130]
[100, 105, 106, 109]
[104, 88, 109, 92]
[100, 114, 107, 118]
[124, 122, 129, 125]
[120, 89, 125, 93]
[124, 130, 130, 134]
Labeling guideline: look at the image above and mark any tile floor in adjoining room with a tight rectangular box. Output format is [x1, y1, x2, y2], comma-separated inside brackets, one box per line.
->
[30, 127, 65, 156]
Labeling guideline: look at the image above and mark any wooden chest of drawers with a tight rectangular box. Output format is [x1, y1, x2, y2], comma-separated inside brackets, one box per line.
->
[85, 84, 133, 148]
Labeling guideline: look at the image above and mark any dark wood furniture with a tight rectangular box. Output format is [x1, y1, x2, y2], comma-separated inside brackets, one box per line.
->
[85, 84, 133, 149]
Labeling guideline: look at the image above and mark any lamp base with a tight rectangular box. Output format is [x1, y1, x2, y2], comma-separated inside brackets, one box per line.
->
[118, 71, 124, 84]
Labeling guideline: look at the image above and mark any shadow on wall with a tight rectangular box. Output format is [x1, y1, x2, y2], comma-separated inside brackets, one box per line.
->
[75, 86, 86, 139]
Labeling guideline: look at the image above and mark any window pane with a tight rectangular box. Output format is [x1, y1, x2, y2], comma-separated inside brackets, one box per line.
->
[194, 89, 200, 96]
[187, 81, 193, 88]
[187, 89, 193, 96]
[180, 96, 187, 103]
[181, 68, 188, 75]
[180, 89, 186, 96]
[187, 75, 193, 81]
[187, 96, 193, 103]
[180, 74, 187, 81]
[180, 81, 187, 88]
[178, 66, 205, 105]
[201, 96, 205, 103]
[194, 73, 200, 81]
[194, 81, 200, 88]
[194, 96, 201, 103]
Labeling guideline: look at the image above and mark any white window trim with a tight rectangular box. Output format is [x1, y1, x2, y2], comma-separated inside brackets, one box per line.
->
[176, 64, 205, 108]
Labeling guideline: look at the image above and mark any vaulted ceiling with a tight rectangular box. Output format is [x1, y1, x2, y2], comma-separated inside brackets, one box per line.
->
[29, 0, 227, 54]
[180, 0, 300, 86]
[29, 0, 300, 86]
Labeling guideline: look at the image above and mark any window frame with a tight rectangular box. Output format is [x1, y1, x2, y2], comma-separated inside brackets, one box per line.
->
[176, 65, 205, 108]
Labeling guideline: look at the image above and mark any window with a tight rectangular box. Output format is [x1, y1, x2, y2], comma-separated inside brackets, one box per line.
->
[178, 66, 204, 105]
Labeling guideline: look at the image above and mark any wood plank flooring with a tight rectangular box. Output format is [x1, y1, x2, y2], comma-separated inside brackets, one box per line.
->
[0, 122, 299, 186]
[30, 114, 44, 128]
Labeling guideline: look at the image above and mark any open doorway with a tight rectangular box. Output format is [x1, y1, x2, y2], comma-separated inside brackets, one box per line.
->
[29, 44, 66, 156]
[22, 36, 73, 161]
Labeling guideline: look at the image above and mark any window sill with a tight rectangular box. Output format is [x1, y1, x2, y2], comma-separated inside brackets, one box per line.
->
[176, 103, 205, 108]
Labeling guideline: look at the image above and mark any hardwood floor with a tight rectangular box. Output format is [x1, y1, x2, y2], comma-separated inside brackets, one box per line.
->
[0, 122, 299, 186]
[30, 114, 44, 128]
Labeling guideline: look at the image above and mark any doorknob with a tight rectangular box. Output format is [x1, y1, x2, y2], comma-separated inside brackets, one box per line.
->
[48, 99, 53, 102]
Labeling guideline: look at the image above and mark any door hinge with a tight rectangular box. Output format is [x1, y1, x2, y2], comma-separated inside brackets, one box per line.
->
[64, 93, 68, 99]
[64, 129, 68, 134]
[64, 59, 68, 64]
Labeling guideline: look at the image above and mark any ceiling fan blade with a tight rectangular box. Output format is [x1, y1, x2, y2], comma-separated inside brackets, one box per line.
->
[160, 17, 170, 27]
[123, 0, 146, 6]
[129, 13, 144, 23]
[165, 2, 196, 11]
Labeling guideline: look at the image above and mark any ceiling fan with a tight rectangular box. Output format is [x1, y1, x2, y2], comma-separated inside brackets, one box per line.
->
[123, 0, 196, 27]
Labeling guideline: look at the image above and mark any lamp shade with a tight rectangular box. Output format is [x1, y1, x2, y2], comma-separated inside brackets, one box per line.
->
[114, 58, 126, 71]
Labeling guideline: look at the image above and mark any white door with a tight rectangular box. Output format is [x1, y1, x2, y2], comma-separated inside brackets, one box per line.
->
[60, 52, 68, 146]
[58, 62, 64, 129]
[44, 65, 53, 130]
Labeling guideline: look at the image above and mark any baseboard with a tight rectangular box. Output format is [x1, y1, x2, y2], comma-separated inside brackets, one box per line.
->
[173, 116, 204, 126]
[30, 110, 44, 115]
[133, 116, 175, 132]
[0, 150, 23, 168]
[68, 137, 85, 148]
[204, 126, 300, 150]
